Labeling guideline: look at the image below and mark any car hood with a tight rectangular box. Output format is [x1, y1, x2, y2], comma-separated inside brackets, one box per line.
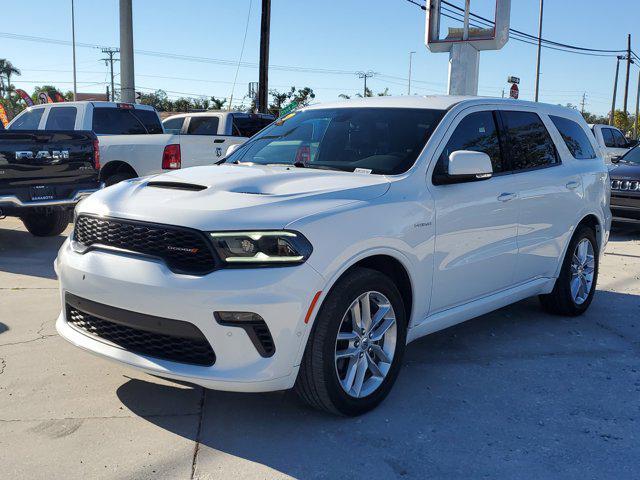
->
[610, 161, 640, 179]
[78, 164, 391, 230]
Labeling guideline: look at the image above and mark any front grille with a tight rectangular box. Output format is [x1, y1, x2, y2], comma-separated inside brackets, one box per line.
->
[74, 215, 217, 274]
[66, 297, 216, 366]
[611, 179, 640, 191]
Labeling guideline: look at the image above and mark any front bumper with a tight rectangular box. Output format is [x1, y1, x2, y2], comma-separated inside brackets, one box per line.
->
[55, 239, 325, 392]
[610, 192, 640, 224]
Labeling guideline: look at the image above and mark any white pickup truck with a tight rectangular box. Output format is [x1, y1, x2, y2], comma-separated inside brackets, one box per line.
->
[7, 102, 273, 185]
[589, 124, 636, 163]
[162, 111, 274, 163]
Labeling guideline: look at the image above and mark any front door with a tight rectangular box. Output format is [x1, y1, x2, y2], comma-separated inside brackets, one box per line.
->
[429, 109, 519, 314]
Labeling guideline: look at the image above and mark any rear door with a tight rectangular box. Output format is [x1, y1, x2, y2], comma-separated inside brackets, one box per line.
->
[499, 109, 584, 282]
[429, 108, 520, 313]
[178, 115, 237, 167]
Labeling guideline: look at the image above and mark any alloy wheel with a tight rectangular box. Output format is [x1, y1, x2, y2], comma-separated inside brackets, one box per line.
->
[334, 291, 397, 398]
[570, 238, 595, 305]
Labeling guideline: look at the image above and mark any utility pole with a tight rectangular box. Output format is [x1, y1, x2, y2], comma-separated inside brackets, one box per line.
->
[408, 51, 415, 95]
[610, 56, 623, 126]
[119, 0, 135, 103]
[634, 67, 640, 139]
[101, 47, 120, 102]
[580, 92, 587, 114]
[257, 0, 271, 113]
[357, 71, 375, 97]
[501, 89, 505, 98]
[71, 0, 77, 100]
[623, 34, 631, 113]
[534, 0, 544, 102]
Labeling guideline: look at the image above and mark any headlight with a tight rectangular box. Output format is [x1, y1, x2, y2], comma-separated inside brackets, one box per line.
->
[208, 231, 312, 265]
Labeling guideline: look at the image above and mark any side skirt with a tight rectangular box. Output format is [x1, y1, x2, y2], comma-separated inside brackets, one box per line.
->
[406, 277, 556, 343]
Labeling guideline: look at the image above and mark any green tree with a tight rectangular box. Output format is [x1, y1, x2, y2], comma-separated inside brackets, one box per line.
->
[209, 96, 226, 110]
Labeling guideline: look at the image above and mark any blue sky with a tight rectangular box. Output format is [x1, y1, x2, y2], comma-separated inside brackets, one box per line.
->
[2, 0, 639, 114]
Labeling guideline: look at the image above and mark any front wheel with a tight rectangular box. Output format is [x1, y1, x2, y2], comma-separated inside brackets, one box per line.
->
[21, 209, 72, 237]
[295, 268, 407, 416]
[539, 225, 599, 316]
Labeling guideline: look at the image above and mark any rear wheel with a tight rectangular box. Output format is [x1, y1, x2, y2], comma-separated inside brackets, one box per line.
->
[539, 225, 599, 316]
[21, 209, 71, 237]
[104, 172, 135, 187]
[295, 268, 407, 416]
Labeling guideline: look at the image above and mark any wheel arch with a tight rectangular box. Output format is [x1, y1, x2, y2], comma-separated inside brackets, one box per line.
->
[99, 160, 138, 183]
[316, 250, 415, 328]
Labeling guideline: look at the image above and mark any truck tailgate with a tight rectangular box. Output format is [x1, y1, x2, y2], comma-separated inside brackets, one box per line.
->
[0, 130, 99, 204]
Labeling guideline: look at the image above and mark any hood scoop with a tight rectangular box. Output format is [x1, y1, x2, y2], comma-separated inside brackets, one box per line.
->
[146, 181, 207, 192]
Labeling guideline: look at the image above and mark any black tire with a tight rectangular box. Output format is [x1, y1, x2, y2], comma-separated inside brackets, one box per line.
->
[104, 172, 135, 187]
[539, 225, 599, 316]
[21, 209, 71, 237]
[295, 267, 407, 416]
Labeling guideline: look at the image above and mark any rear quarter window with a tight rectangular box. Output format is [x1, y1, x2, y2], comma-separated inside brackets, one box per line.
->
[134, 108, 163, 134]
[92, 107, 162, 135]
[549, 115, 596, 159]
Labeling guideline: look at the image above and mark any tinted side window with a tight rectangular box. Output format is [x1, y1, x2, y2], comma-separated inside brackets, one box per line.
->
[502, 111, 558, 170]
[435, 111, 503, 176]
[602, 128, 615, 147]
[612, 129, 627, 147]
[133, 109, 163, 134]
[163, 117, 184, 133]
[92, 108, 147, 135]
[232, 115, 273, 137]
[45, 106, 77, 130]
[9, 108, 45, 130]
[549, 115, 596, 159]
[187, 116, 220, 135]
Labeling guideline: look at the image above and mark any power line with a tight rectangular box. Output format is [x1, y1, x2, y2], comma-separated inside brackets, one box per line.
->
[228, 0, 252, 109]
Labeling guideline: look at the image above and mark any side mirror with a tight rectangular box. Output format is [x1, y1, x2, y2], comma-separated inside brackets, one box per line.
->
[226, 143, 241, 156]
[447, 150, 493, 181]
[611, 155, 621, 164]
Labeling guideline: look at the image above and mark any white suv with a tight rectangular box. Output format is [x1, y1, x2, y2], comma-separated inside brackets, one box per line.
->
[55, 96, 611, 416]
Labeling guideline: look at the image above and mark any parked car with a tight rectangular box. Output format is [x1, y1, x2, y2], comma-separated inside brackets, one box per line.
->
[609, 145, 640, 225]
[55, 96, 610, 415]
[590, 124, 636, 164]
[0, 130, 100, 236]
[162, 111, 274, 163]
[6, 102, 254, 186]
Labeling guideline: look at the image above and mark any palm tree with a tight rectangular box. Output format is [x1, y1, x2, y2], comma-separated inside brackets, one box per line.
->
[0, 59, 20, 101]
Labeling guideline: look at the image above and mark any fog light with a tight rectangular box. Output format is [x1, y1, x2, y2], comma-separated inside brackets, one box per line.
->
[215, 311, 262, 323]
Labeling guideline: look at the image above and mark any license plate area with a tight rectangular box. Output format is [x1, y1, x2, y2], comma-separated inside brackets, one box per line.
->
[30, 185, 56, 201]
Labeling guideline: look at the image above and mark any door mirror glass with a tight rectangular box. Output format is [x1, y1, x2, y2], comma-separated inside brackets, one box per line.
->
[447, 150, 493, 181]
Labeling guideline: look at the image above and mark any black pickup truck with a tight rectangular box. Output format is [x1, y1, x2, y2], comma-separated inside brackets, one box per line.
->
[0, 130, 101, 236]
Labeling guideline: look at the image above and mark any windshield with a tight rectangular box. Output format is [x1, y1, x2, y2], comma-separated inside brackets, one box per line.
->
[225, 107, 446, 174]
[621, 145, 640, 164]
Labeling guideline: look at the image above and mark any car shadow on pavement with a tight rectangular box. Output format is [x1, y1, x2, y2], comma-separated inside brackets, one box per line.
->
[0, 226, 67, 280]
[116, 290, 639, 478]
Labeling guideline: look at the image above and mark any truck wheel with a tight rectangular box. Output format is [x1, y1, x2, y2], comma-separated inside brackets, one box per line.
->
[295, 268, 407, 416]
[21, 209, 72, 237]
[104, 172, 134, 187]
[539, 225, 599, 316]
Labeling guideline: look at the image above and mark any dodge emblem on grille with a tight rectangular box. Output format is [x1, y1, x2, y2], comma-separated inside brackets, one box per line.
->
[166, 245, 200, 254]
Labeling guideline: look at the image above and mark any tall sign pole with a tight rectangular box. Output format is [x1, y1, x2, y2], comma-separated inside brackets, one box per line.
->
[257, 0, 271, 113]
[408, 51, 415, 95]
[425, 0, 511, 96]
[71, 0, 77, 101]
[119, 0, 135, 103]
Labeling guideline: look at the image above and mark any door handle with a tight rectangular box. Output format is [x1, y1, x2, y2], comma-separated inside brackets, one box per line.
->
[497, 192, 517, 202]
[566, 181, 580, 190]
